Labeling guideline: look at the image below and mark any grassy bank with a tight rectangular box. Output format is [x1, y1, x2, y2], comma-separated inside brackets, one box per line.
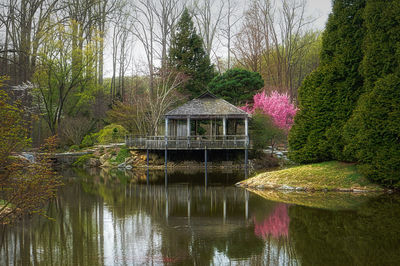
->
[237, 161, 384, 192]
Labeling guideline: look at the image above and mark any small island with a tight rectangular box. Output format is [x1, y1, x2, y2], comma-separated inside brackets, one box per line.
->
[237, 161, 384, 192]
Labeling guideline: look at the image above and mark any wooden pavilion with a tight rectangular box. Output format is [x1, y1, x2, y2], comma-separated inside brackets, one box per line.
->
[126, 92, 250, 150]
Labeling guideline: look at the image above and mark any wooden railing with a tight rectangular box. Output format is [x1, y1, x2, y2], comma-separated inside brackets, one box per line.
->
[125, 135, 249, 150]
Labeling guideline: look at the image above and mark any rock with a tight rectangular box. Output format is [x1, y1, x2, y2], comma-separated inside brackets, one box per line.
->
[295, 187, 305, 191]
[99, 153, 111, 164]
[88, 158, 100, 167]
[125, 164, 133, 170]
[256, 185, 265, 189]
[118, 162, 126, 169]
[100, 160, 112, 168]
[352, 189, 365, 193]
[125, 157, 134, 164]
[279, 185, 295, 190]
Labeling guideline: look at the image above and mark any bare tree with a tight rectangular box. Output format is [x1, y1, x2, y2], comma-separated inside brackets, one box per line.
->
[232, 1, 265, 73]
[219, 0, 241, 70]
[130, 0, 184, 95]
[192, 0, 225, 59]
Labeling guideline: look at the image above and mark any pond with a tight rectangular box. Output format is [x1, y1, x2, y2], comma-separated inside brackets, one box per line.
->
[1, 168, 400, 265]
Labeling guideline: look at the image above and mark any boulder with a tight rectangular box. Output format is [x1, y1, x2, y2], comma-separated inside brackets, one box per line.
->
[125, 157, 134, 164]
[100, 160, 112, 168]
[88, 158, 100, 167]
[117, 162, 126, 169]
[125, 164, 133, 170]
[99, 153, 111, 164]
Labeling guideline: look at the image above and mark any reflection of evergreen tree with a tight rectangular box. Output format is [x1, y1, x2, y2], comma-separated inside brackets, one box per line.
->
[289, 195, 400, 265]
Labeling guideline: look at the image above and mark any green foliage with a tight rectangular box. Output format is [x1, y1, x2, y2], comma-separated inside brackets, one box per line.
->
[0, 80, 30, 167]
[290, 0, 400, 187]
[33, 21, 103, 136]
[80, 133, 98, 148]
[73, 154, 94, 167]
[208, 68, 264, 105]
[112, 147, 130, 164]
[69, 145, 80, 152]
[346, 75, 400, 187]
[289, 0, 366, 163]
[168, 8, 215, 98]
[250, 112, 285, 150]
[97, 124, 128, 144]
[343, 0, 400, 187]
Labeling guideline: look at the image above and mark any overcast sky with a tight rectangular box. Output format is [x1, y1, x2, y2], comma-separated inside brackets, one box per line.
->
[103, 0, 333, 77]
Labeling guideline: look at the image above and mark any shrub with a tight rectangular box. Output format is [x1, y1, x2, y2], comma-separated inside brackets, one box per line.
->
[80, 133, 99, 148]
[97, 124, 128, 144]
[73, 154, 94, 167]
[113, 147, 130, 164]
[69, 145, 80, 152]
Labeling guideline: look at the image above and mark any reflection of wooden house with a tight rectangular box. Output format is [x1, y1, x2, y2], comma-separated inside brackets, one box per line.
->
[126, 92, 250, 150]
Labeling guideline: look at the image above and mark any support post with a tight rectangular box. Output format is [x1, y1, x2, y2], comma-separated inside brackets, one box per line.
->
[146, 149, 149, 185]
[244, 117, 248, 139]
[187, 117, 191, 147]
[187, 117, 191, 137]
[165, 148, 168, 187]
[165, 118, 169, 138]
[245, 148, 248, 179]
[204, 148, 208, 187]
[223, 117, 226, 136]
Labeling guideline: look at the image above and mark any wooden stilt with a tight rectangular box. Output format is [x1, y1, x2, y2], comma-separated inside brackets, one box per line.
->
[245, 148, 248, 179]
[165, 148, 168, 187]
[205, 148, 208, 187]
[146, 149, 149, 185]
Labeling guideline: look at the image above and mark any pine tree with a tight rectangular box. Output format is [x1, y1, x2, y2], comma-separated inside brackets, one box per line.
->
[208, 68, 264, 105]
[343, 0, 400, 187]
[289, 0, 366, 163]
[168, 8, 215, 98]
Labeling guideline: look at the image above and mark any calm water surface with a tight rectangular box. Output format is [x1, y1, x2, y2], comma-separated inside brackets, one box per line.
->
[1, 168, 400, 265]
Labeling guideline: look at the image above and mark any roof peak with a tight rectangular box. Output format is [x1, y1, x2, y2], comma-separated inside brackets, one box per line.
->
[195, 91, 217, 99]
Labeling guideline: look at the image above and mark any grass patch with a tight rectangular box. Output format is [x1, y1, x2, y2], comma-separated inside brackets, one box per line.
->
[240, 161, 383, 191]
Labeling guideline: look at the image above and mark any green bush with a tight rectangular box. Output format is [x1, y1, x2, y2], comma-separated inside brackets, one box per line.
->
[97, 124, 128, 144]
[80, 133, 99, 148]
[73, 154, 94, 167]
[345, 75, 400, 187]
[288, 0, 365, 163]
[112, 147, 130, 164]
[69, 145, 80, 152]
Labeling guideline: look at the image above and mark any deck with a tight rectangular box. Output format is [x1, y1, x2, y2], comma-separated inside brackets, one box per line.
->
[125, 135, 250, 150]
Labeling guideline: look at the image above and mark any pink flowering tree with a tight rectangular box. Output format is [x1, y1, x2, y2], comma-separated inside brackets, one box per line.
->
[242, 91, 297, 132]
[242, 90, 297, 153]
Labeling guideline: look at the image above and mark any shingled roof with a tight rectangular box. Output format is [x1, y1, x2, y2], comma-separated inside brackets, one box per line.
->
[165, 92, 249, 119]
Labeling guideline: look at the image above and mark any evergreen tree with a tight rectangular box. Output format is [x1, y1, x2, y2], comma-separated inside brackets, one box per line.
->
[289, 0, 366, 163]
[208, 68, 264, 105]
[168, 8, 215, 98]
[343, 0, 400, 187]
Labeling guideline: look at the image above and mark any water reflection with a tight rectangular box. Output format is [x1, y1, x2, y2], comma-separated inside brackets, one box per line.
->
[1, 168, 400, 265]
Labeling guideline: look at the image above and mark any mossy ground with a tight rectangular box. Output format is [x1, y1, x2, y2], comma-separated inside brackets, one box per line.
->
[238, 161, 383, 192]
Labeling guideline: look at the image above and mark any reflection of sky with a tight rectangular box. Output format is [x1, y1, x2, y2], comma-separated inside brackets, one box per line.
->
[103, 207, 163, 265]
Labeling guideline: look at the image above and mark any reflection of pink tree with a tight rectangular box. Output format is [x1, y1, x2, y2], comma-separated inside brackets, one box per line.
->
[254, 204, 290, 239]
[241, 91, 297, 132]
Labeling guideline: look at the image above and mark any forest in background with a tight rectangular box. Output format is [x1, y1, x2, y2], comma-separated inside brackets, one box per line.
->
[0, 0, 321, 148]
